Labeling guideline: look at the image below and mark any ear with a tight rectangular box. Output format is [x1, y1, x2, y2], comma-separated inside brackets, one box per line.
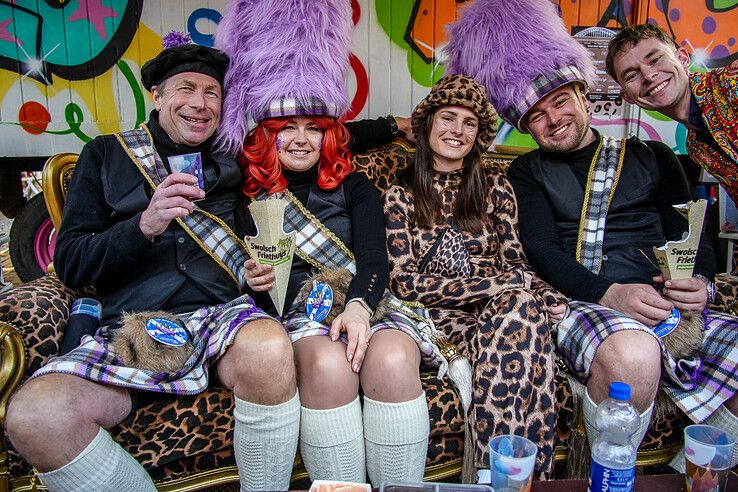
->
[620, 87, 635, 104]
[676, 47, 691, 71]
[151, 86, 162, 111]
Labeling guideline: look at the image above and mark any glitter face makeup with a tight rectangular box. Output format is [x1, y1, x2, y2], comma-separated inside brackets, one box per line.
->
[276, 117, 324, 172]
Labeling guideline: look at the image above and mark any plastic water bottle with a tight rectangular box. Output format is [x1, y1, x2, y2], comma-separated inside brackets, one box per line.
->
[588, 382, 640, 492]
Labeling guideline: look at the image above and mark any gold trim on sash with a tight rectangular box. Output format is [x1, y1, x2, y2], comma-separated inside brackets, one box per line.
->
[114, 125, 247, 290]
[574, 136, 626, 273]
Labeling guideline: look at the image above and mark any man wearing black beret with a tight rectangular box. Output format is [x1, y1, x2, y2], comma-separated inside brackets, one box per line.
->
[6, 40, 302, 491]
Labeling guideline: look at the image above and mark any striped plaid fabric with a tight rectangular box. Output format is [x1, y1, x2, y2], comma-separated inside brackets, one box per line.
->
[32, 294, 272, 394]
[557, 301, 738, 422]
[271, 191, 448, 372]
[115, 126, 249, 289]
[254, 96, 340, 122]
[508, 65, 585, 131]
[575, 136, 625, 273]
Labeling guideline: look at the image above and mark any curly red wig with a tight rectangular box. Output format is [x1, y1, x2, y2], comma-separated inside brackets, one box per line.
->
[240, 116, 352, 196]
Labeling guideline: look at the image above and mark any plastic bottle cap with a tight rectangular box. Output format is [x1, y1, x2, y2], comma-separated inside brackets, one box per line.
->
[609, 381, 631, 400]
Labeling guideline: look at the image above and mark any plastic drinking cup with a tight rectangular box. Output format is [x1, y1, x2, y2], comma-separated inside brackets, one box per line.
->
[489, 435, 537, 492]
[684, 424, 736, 492]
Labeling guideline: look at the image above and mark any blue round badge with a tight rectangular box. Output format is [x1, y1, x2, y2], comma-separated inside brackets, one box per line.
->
[145, 318, 189, 347]
[652, 307, 681, 338]
[306, 281, 334, 323]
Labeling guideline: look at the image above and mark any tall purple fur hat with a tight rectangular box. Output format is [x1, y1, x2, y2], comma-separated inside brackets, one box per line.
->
[214, 0, 352, 154]
[445, 0, 596, 132]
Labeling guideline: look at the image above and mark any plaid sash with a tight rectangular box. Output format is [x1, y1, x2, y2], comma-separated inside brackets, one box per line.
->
[257, 190, 449, 373]
[575, 135, 626, 273]
[115, 126, 249, 290]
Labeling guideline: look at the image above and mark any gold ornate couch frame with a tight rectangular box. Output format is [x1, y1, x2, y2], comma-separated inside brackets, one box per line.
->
[1, 141, 733, 491]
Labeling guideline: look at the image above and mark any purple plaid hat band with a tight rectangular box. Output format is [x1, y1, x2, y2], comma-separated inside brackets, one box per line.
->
[254, 96, 341, 122]
[506, 65, 586, 132]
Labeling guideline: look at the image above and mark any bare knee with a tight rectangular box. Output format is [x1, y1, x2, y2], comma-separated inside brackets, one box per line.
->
[6, 374, 129, 469]
[295, 338, 358, 408]
[218, 319, 296, 403]
[360, 331, 421, 402]
[6, 376, 77, 447]
[589, 330, 660, 409]
[593, 330, 661, 376]
[228, 319, 294, 378]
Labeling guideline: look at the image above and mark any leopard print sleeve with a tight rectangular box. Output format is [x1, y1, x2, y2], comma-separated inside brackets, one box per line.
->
[489, 171, 566, 306]
[384, 184, 524, 308]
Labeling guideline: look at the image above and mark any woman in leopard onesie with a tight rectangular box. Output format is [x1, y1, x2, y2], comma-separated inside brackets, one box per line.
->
[383, 74, 565, 478]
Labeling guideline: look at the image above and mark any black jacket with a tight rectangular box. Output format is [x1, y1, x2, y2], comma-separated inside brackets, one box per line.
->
[508, 132, 715, 303]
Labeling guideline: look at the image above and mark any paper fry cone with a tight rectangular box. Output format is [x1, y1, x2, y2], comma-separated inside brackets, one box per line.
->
[244, 198, 296, 316]
[653, 200, 707, 280]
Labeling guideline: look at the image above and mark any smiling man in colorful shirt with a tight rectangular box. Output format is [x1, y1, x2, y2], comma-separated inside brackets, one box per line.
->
[607, 24, 738, 203]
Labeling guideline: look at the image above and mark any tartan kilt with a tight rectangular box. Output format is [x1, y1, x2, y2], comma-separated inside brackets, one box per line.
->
[30, 294, 273, 395]
[556, 300, 738, 422]
[282, 307, 442, 367]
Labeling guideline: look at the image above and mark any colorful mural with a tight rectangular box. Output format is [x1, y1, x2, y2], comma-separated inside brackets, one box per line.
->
[1, 0, 737, 157]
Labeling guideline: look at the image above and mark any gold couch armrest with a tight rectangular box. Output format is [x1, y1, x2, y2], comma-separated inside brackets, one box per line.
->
[41, 153, 79, 230]
[0, 322, 27, 492]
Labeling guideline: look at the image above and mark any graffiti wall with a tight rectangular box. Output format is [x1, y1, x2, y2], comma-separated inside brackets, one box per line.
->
[1, 0, 736, 158]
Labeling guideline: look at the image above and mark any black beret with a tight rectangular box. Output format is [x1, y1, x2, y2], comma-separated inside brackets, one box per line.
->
[140, 45, 229, 92]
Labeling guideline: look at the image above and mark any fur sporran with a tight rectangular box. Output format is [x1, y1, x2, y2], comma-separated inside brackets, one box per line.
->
[112, 311, 194, 374]
[296, 268, 389, 326]
[661, 310, 704, 360]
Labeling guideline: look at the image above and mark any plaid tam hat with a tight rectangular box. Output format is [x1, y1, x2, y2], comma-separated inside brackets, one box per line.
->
[412, 74, 498, 149]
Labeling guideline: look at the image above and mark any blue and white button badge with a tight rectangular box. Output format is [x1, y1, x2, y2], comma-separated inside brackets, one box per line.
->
[653, 307, 681, 338]
[306, 281, 334, 323]
[145, 318, 189, 346]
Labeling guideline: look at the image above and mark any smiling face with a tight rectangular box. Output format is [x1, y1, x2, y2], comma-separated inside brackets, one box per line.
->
[428, 105, 479, 172]
[275, 116, 324, 172]
[523, 84, 594, 153]
[612, 37, 692, 120]
[152, 72, 222, 146]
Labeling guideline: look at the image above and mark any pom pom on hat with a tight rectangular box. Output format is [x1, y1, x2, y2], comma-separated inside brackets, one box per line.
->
[162, 31, 192, 49]
[444, 0, 596, 132]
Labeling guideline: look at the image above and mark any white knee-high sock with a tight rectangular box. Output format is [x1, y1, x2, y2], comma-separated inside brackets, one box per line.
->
[300, 396, 365, 482]
[584, 390, 653, 449]
[234, 392, 300, 492]
[363, 393, 429, 487]
[37, 427, 155, 492]
[583, 389, 599, 447]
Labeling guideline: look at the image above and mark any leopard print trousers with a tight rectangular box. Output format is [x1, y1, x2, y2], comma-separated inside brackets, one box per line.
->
[431, 286, 556, 479]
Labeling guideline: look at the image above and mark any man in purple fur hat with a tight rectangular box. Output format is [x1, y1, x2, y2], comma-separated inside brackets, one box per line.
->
[5, 33, 408, 491]
[445, 0, 738, 474]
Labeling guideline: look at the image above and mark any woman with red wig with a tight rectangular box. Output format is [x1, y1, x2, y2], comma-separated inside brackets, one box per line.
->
[237, 113, 431, 485]
[213, 0, 443, 485]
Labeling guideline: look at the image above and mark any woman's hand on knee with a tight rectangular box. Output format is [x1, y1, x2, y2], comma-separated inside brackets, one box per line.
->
[243, 259, 274, 291]
[330, 302, 371, 373]
[546, 302, 568, 322]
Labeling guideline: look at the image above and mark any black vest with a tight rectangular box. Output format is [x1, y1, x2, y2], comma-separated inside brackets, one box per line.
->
[532, 138, 666, 284]
[282, 183, 352, 314]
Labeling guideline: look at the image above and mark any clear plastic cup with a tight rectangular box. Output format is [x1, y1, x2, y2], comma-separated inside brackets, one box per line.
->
[684, 424, 736, 491]
[489, 435, 537, 492]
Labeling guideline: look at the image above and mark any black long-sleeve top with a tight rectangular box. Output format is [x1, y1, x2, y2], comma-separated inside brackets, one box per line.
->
[236, 167, 388, 316]
[508, 131, 715, 303]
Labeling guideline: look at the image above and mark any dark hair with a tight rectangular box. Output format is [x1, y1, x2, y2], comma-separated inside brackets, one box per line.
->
[605, 24, 679, 82]
[399, 110, 488, 233]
